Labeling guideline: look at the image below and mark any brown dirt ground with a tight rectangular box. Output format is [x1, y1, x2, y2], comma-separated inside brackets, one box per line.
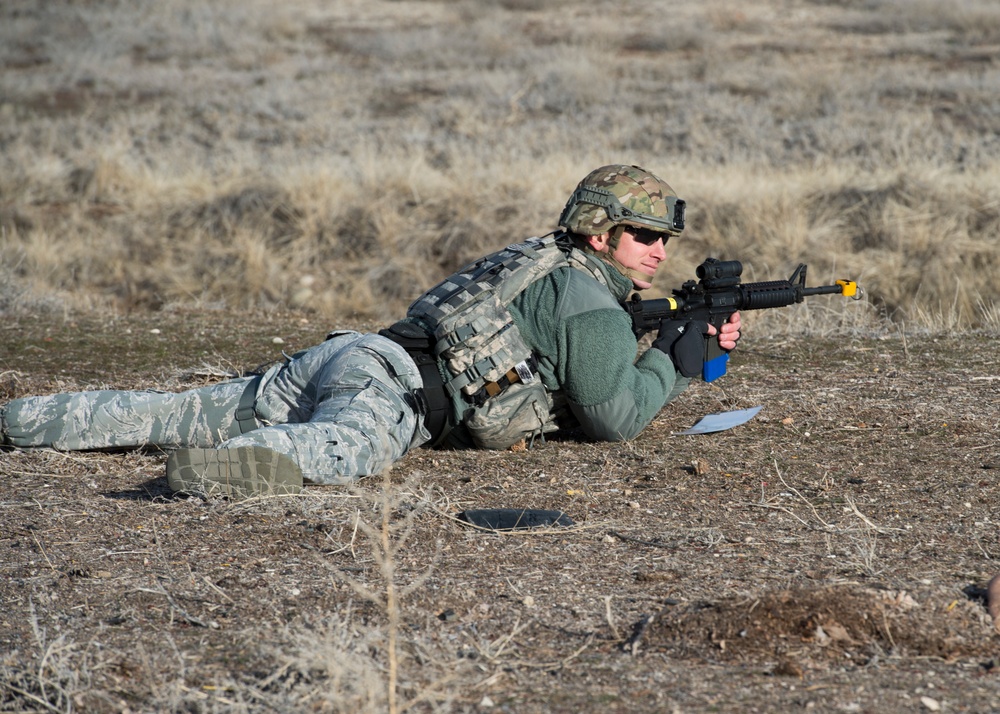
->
[1, 312, 999, 713]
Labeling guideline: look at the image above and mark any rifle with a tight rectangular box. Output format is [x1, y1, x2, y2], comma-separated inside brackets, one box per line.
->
[624, 257, 863, 382]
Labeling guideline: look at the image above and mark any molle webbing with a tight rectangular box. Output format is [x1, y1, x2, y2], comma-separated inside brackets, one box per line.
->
[411, 245, 542, 325]
[406, 235, 597, 403]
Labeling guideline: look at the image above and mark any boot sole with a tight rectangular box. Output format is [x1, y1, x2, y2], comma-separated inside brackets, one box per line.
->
[166, 446, 303, 499]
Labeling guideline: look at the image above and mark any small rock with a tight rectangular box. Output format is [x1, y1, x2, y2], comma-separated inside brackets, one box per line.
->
[272, 337, 285, 345]
[479, 695, 495, 708]
[522, 596, 535, 607]
[149, 328, 161, 335]
[822, 620, 853, 643]
[290, 288, 313, 306]
[920, 696, 941, 712]
[986, 574, 1000, 625]
[773, 659, 803, 677]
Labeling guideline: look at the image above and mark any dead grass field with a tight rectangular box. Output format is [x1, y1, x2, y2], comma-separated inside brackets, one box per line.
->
[2, 0, 1000, 712]
[1, 0, 999, 330]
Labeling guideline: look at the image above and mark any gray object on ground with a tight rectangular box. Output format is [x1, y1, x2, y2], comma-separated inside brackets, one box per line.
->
[675, 406, 763, 435]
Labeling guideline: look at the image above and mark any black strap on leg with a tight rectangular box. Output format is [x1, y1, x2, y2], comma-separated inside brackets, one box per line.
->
[234, 375, 263, 435]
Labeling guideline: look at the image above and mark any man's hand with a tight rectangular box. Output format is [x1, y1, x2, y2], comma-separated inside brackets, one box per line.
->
[652, 319, 709, 378]
[707, 311, 742, 351]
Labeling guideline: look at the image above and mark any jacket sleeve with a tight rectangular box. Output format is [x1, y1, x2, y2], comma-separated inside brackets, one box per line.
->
[560, 307, 685, 441]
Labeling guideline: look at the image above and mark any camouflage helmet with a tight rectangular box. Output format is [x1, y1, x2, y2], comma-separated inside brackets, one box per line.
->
[558, 164, 685, 238]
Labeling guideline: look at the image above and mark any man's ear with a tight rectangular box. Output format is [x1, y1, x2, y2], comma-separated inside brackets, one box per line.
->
[583, 232, 611, 252]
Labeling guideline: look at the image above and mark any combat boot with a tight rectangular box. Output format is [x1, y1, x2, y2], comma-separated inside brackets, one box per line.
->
[166, 446, 303, 499]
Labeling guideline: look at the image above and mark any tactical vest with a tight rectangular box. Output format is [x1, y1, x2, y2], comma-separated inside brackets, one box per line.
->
[382, 233, 605, 449]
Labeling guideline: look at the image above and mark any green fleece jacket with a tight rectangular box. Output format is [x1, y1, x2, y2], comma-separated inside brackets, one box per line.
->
[508, 249, 689, 441]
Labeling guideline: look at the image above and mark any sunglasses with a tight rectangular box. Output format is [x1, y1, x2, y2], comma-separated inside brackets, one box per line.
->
[629, 227, 670, 246]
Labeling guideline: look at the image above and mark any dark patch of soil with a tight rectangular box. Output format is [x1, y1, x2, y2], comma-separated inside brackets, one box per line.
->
[631, 584, 995, 665]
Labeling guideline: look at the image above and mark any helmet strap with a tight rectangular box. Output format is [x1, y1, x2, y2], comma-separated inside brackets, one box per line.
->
[607, 224, 626, 250]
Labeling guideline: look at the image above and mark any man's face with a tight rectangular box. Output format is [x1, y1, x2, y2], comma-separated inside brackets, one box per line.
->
[587, 227, 668, 290]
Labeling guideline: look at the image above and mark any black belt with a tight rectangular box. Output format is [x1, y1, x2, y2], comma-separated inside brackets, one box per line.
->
[378, 322, 451, 446]
[406, 351, 451, 446]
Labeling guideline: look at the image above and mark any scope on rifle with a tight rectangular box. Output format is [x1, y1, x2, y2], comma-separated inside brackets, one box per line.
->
[696, 258, 742, 288]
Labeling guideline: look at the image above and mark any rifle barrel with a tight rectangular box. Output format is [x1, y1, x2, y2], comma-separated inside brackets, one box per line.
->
[801, 284, 847, 296]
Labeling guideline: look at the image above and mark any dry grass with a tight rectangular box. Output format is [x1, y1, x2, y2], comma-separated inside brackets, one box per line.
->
[1, 0, 998, 331]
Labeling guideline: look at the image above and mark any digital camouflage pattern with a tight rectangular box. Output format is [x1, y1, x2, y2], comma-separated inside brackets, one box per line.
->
[224, 331, 428, 484]
[1, 332, 429, 485]
[2, 380, 252, 450]
[558, 164, 681, 236]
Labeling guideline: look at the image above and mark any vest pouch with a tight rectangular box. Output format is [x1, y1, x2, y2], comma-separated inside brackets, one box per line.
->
[436, 290, 528, 398]
[463, 378, 558, 450]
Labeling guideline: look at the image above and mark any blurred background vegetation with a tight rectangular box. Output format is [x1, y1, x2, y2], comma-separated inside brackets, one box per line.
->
[2, 0, 999, 333]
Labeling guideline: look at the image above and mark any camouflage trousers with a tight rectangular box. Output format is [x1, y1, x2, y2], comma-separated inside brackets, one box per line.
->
[1, 331, 432, 484]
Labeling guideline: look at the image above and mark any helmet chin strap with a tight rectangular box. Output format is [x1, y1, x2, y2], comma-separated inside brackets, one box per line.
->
[583, 225, 656, 288]
[600, 252, 655, 287]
